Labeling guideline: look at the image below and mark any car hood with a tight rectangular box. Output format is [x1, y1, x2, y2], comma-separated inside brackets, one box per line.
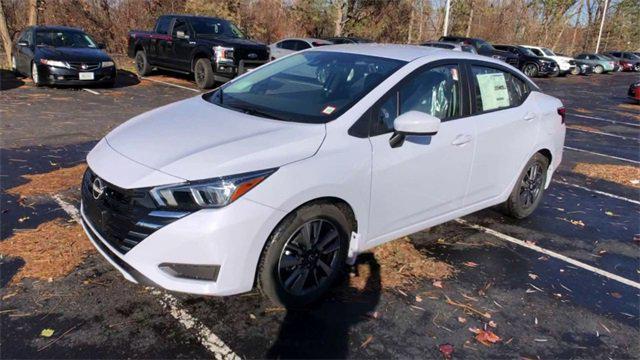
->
[36, 46, 112, 62]
[196, 35, 266, 49]
[104, 96, 326, 182]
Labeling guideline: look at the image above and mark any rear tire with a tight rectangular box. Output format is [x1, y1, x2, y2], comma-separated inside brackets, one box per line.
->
[194, 58, 215, 89]
[257, 202, 352, 308]
[570, 67, 581, 76]
[502, 153, 549, 219]
[135, 50, 152, 76]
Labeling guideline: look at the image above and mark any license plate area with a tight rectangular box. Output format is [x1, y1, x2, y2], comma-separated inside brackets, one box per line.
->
[79, 72, 94, 80]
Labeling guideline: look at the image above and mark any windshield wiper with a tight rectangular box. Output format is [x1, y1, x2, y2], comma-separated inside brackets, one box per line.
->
[230, 104, 283, 120]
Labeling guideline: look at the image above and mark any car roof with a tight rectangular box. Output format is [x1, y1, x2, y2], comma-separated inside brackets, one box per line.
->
[279, 38, 331, 43]
[310, 43, 491, 62]
[33, 25, 83, 32]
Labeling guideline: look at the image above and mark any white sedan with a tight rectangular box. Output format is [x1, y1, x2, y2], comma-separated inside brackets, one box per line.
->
[268, 38, 332, 60]
[81, 45, 565, 307]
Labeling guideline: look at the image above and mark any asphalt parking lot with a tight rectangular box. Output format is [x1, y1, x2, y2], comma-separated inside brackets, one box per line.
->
[1, 69, 639, 359]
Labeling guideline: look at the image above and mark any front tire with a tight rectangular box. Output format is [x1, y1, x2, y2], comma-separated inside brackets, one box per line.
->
[523, 63, 539, 78]
[570, 67, 581, 76]
[135, 50, 152, 76]
[594, 65, 604, 74]
[257, 202, 352, 308]
[503, 153, 549, 219]
[31, 62, 41, 87]
[194, 58, 215, 89]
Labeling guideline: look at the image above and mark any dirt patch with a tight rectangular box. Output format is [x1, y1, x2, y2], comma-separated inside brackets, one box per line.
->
[573, 163, 640, 189]
[350, 238, 455, 291]
[574, 108, 594, 115]
[0, 219, 94, 284]
[7, 164, 86, 198]
[567, 124, 600, 133]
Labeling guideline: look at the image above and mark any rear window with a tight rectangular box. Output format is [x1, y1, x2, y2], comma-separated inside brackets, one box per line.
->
[471, 65, 530, 112]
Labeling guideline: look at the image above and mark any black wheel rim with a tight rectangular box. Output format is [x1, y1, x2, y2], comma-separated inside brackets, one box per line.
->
[519, 163, 544, 209]
[277, 219, 342, 296]
[136, 53, 144, 73]
[195, 62, 205, 85]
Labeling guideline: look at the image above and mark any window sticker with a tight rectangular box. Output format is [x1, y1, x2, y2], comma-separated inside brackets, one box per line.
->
[322, 105, 336, 115]
[451, 67, 459, 81]
[476, 73, 509, 111]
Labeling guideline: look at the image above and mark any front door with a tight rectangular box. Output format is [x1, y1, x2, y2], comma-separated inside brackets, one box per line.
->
[368, 63, 476, 242]
[16, 29, 34, 74]
[171, 18, 195, 71]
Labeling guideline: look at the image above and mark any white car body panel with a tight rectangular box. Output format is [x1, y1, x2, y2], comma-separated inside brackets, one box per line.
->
[83, 45, 566, 296]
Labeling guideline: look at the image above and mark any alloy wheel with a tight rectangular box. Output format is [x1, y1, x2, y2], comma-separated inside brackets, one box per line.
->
[524, 64, 537, 77]
[519, 163, 543, 209]
[195, 62, 206, 85]
[31, 63, 39, 84]
[135, 53, 144, 73]
[277, 219, 342, 296]
[594, 65, 603, 74]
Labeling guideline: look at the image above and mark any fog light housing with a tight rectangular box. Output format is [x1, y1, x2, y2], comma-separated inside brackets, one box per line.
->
[159, 263, 220, 281]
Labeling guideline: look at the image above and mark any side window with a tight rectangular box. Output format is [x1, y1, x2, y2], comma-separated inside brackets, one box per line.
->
[371, 64, 461, 136]
[471, 65, 529, 113]
[296, 41, 311, 50]
[172, 19, 189, 37]
[530, 48, 543, 56]
[281, 40, 297, 50]
[18, 30, 29, 44]
[156, 17, 172, 35]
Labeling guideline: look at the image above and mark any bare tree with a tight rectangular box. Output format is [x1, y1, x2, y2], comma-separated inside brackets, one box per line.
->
[0, 0, 12, 66]
[28, 0, 37, 25]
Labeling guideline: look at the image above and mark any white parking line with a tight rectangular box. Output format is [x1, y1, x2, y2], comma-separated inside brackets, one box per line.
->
[567, 127, 639, 141]
[141, 77, 201, 93]
[553, 180, 640, 205]
[52, 196, 238, 359]
[82, 88, 100, 95]
[564, 146, 640, 165]
[151, 289, 240, 360]
[454, 218, 640, 290]
[569, 114, 640, 128]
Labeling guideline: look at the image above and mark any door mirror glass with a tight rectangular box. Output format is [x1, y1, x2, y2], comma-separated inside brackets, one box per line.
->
[393, 110, 441, 135]
[17, 41, 29, 47]
[176, 31, 189, 40]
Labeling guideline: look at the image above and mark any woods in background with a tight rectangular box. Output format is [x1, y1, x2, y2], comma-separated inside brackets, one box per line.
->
[0, 0, 638, 61]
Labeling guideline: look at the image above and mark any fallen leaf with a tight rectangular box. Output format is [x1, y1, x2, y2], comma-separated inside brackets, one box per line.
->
[458, 316, 467, 323]
[605, 211, 615, 216]
[528, 273, 538, 280]
[475, 329, 501, 346]
[18, 216, 30, 223]
[463, 261, 478, 268]
[433, 280, 443, 288]
[468, 326, 481, 334]
[438, 343, 454, 359]
[249, 314, 256, 320]
[41, 328, 55, 337]
[360, 335, 374, 349]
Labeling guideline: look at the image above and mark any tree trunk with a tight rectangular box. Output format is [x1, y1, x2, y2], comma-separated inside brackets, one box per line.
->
[28, 0, 38, 25]
[333, 0, 345, 36]
[407, 4, 415, 43]
[0, 0, 12, 67]
[569, 0, 583, 54]
[465, 7, 474, 37]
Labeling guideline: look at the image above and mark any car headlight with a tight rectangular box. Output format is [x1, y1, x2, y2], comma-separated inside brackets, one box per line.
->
[150, 169, 276, 210]
[39, 59, 69, 68]
[214, 46, 234, 63]
[101, 61, 115, 67]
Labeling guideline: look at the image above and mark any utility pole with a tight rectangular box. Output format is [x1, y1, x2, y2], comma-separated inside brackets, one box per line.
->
[595, 0, 609, 53]
[443, 0, 451, 36]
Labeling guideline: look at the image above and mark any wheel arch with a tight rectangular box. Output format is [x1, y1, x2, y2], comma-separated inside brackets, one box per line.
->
[537, 148, 552, 165]
[191, 50, 212, 72]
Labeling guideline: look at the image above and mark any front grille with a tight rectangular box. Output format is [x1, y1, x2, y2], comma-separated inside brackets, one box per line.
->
[233, 47, 269, 65]
[68, 62, 101, 71]
[81, 168, 186, 254]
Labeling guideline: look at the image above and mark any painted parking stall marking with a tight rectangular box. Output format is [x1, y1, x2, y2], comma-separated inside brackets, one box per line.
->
[569, 113, 640, 128]
[455, 218, 640, 290]
[141, 77, 201, 93]
[82, 88, 100, 95]
[553, 179, 640, 205]
[567, 126, 639, 141]
[564, 146, 640, 165]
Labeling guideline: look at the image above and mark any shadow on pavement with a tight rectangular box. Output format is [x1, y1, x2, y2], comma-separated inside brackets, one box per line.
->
[0, 69, 25, 91]
[267, 253, 381, 359]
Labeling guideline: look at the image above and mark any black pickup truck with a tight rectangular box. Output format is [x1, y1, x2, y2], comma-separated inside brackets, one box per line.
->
[128, 15, 269, 89]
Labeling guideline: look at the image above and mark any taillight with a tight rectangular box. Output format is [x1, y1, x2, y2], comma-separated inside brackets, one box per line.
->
[557, 107, 566, 124]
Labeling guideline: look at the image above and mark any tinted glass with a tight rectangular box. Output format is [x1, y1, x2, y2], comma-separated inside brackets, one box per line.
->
[280, 40, 297, 50]
[518, 47, 537, 56]
[371, 64, 461, 135]
[206, 51, 405, 124]
[172, 19, 189, 37]
[471, 65, 529, 112]
[296, 41, 311, 50]
[35, 30, 97, 48]
[624, 53, 640, 60]
[530, 48, 543, 56]
[190, 18, 246, 38]
[542, 48, 555, 56]
[156, 17, 171, 34]
[423, 43, 455, 49]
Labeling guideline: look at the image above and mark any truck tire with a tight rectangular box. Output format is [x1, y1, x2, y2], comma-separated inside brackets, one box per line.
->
[257, 202, 351, 308]
[194, 58, 215, 89]
[135, 50, 152, 76]
[502, 153, 549, 219]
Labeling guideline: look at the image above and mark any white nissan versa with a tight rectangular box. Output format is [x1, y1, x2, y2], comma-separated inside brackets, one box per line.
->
[81, 44, 565, 306]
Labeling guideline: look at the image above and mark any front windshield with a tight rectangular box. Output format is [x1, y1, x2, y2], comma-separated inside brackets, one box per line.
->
[190, 18, 246, 38]
[624, 53, 640, 60]
[477, 40, 494, 51]
[542, 48, 556, 56]
[205, 51, 405, 124]
[518, 47, 537, 57]
[35, 30, 97, 48]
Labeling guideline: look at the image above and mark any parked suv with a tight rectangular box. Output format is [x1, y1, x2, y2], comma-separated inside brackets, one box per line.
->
[521, 45, 575, 76]
[81, 46, 565, 307]
[128, 15, 269, 89]
[493, 44, 559, 77]
[439, 36, 519, 67]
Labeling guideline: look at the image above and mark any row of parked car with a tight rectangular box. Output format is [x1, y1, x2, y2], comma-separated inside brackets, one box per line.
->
[9, 14, 640, 90]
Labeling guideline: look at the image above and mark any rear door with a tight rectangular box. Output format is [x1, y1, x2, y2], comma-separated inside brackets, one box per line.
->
[153, 16, 174, 66]
[463, 62, 540, 206]
[15, 29, 34, 74]
[368, 61, 476, 242]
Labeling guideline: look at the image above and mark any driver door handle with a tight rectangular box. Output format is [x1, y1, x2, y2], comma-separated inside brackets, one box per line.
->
[451, 134, 473, 146]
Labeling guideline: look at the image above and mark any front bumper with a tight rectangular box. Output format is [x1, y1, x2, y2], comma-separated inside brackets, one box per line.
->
[538, 62, 559, 75]
[38, 64, 116, 85]
[213, 59, 268, 83]
[81, 195, 285, 296]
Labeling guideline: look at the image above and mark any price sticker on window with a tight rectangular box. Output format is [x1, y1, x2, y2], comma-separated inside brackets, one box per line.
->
[322, 106, 336, 115]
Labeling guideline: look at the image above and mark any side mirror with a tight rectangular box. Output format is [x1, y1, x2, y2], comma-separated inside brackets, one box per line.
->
[390, 111, 441, 148]
[176, 31, 189, 40]
[97, 43, 106, 49]
[17, 41, 29, 47]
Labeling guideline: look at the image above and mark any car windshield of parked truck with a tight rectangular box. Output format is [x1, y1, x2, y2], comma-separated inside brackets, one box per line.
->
[35, 30, 97, 48]
[476, 40, 495, 51]
[542, 48, 556, 56]
[518, 47, 537, 57]
[205, 51, 405, 124]
[190, 18, 246, 39]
